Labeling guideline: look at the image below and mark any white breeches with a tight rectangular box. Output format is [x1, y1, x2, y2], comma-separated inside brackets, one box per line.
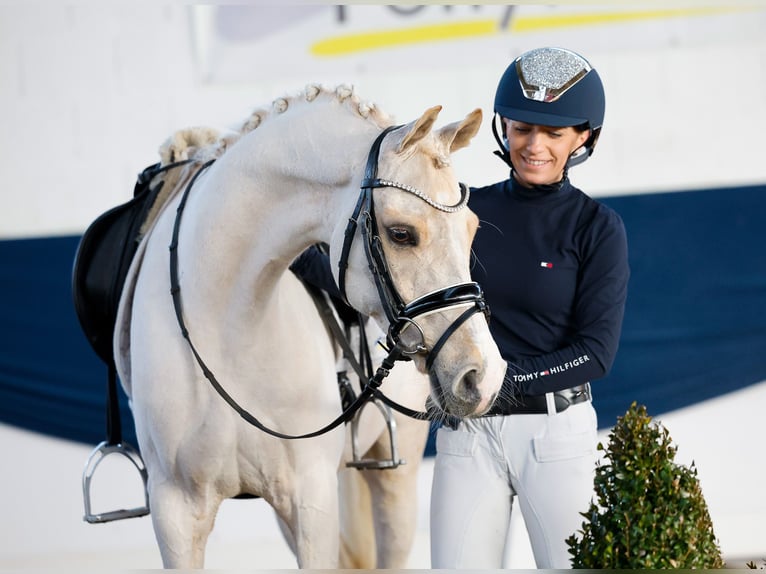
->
[430, 400, 598, 569]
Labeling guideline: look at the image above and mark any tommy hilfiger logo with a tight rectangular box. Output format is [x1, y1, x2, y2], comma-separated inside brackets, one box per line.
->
[510, 354, 591, 382]
[540, 261, 553, 268]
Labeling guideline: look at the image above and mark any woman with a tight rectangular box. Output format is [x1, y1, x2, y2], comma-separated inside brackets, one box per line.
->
[429, 47, 630, 569]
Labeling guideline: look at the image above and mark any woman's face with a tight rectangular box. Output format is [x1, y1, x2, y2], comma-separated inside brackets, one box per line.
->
[504, 119, 590, 187]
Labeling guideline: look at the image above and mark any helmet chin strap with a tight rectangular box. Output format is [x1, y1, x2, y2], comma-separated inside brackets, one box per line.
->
[493, 112, 598, 172]
[492, 112, 566, 189]
[491, 113, 513, 168]
[566, 146, 589, 168]
[567, 126, 600, 168]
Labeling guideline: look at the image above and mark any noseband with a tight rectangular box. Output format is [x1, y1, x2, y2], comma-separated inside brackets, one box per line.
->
[337, 125, 490, 372]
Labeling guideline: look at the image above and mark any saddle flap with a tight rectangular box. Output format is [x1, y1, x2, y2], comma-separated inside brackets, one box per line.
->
[71, 166, 164, 364]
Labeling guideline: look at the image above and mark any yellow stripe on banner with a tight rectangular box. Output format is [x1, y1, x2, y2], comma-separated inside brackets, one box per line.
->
[312, 20, 497, 56]
[512, 7, 738, 32]
[310, 6, 749, 57]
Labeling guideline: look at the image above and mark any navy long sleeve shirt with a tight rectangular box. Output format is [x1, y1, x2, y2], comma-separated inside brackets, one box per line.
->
[469, 175, 629, 398]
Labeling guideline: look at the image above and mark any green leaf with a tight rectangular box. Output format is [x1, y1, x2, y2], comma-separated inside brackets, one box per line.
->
[566, 402, 725, 569]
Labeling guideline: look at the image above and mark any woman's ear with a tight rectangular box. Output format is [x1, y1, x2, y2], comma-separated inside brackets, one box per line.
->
[574, 128, 591, 150]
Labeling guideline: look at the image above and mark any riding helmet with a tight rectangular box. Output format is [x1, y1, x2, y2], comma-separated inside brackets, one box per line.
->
[492, 46, 605, 168]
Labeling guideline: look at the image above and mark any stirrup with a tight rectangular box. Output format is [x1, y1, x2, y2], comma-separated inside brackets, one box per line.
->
[346, 398, 406, 470]
[82, 441, 150, 523]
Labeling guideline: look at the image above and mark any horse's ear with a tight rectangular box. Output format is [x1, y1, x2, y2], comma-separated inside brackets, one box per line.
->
[396, 105, 442, 153]
[436, 108, 483, 154]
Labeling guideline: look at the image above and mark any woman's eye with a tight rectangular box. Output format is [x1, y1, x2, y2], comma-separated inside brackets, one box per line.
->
[387, 227, 415, 245]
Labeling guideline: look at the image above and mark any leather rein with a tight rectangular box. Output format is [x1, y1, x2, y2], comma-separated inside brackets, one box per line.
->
[168, 125, 490, 440]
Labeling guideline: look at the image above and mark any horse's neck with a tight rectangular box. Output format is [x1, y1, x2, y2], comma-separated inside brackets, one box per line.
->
[176, 112, 375, 315]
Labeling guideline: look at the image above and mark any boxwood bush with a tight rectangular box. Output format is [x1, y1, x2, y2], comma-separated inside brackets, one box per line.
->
[566, 402, 724, 568]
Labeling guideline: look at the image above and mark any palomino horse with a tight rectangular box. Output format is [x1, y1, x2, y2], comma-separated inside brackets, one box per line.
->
[112, 84, 505, 568]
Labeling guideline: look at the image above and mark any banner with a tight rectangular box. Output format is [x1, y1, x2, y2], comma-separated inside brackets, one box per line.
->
[193, 4, 762, 84]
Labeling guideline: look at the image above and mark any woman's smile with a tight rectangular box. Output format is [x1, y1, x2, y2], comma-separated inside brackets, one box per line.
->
[505, 119, 589, 187]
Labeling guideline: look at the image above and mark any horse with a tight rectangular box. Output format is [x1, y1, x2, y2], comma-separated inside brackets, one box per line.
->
[112, 84, 506, 568]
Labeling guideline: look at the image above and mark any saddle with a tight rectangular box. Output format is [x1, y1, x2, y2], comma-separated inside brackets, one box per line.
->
[73, 157, 407, 507]
[72, 161, 192, 365]
[74, 160, 195, 523]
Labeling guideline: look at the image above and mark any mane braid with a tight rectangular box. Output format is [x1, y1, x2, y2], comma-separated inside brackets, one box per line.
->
[156, 84, 391, 169]
[238, 84, 392, 136]
[144, 84, 395, 244]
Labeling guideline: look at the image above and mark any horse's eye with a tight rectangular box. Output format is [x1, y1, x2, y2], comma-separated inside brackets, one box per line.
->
[387, 227, 416, 246]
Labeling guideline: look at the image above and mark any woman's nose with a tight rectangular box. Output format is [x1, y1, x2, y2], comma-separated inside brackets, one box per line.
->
[525, 131, 543, 151]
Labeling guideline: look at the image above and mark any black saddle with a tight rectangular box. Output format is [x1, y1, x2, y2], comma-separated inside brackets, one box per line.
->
[72, 161, 189, 365]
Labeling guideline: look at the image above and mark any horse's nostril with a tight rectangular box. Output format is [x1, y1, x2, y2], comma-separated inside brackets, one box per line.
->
[456, 368, 481, 407]
[461, 369, 478, 395]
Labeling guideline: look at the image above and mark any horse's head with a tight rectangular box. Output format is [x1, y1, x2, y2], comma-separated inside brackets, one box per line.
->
[333, 106, 505, 418]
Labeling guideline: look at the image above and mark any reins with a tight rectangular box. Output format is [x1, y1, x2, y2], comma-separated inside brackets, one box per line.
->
[301, 280, 432, 422]
[167, 124, 491, 439]
[169, 159, 385, 439]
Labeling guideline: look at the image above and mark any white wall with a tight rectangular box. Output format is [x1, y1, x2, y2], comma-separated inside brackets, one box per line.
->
[1, 3, 765, 238]
[1, 3, 764, 568]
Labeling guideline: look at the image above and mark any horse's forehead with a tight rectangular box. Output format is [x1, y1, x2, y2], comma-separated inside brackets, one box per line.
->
[389, 131, 447, 169]
[379, 141, 459, 203]
[376, 186, 475, 244]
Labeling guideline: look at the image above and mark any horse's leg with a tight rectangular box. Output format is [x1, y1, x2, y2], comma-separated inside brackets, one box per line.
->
[147, 473, 222, 568]
[275, 469, 344, 569]
[271, 450, 342, 568]
[338, 413, 430, 568]
[275, 514, 297, 558]
[338, 467, 376, 568]
[365, 413, 430, 569]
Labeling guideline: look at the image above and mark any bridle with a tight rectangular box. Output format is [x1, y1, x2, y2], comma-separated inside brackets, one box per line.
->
[337, 124, 490, 373]
[168, 124, 490, 440]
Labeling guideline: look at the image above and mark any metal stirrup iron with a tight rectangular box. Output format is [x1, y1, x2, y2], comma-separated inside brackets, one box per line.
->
[346, 397, 405, 470]
[82, 441, 150, 523]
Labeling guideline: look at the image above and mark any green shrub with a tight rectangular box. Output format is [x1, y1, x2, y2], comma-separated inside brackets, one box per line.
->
[566, 401, 724, 569]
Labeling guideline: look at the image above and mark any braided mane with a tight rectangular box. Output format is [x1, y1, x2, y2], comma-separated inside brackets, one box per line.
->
[241, 83, 391, 134]
[139, 84, 393, 237]
[159, 84, 392, 166]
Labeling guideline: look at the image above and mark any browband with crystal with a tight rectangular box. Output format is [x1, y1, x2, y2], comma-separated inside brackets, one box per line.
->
[362, 178, 470, 213]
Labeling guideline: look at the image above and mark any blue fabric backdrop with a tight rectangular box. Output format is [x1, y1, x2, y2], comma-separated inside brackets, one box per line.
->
[1, 183, 765, 454]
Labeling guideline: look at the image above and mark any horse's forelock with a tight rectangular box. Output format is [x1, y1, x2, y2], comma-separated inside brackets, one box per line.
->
[420, 134, 454, 170]
[390, 128, 452, 172]
[433, 154, 451, 169]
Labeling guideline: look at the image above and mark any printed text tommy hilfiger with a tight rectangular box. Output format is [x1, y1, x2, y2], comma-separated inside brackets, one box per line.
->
[510, 354, 590, 382]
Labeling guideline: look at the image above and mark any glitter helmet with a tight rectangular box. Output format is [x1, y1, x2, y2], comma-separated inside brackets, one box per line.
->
[492, 47, 605, 168]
